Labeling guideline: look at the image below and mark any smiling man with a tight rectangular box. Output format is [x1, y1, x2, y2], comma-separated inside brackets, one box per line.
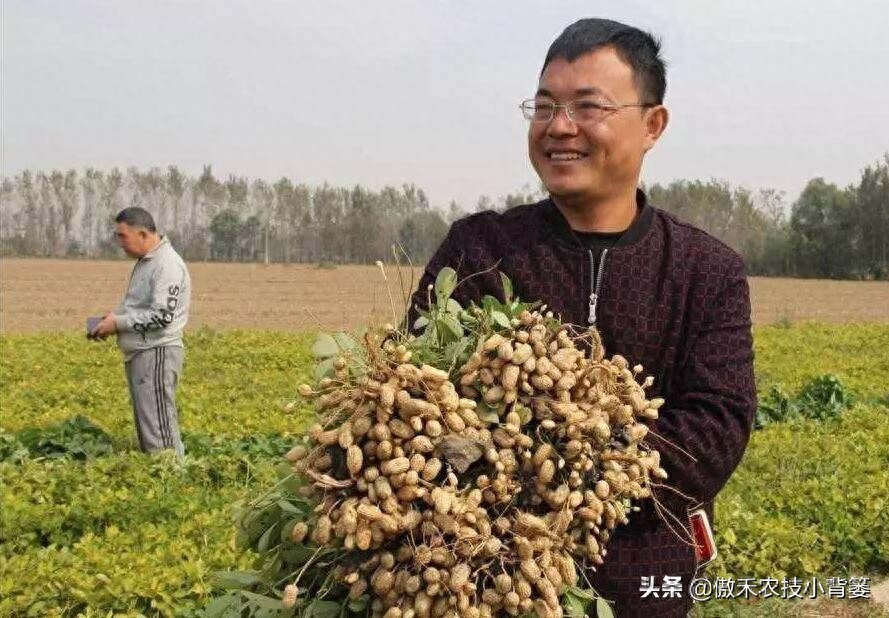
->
[526, 45, 666, 232]
[410, 18, 756, 617]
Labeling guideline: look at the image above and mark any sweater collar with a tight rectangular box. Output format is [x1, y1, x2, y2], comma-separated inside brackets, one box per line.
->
[140, 236, 168, 261]
[540, 188, 653, 250]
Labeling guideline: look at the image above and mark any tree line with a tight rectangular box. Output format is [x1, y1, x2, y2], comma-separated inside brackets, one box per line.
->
[0, 166, 453, 265]
[0, 155, 886, 279]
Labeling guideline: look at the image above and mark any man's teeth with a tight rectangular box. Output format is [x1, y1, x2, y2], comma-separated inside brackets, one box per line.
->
[549, 152, 585, 161]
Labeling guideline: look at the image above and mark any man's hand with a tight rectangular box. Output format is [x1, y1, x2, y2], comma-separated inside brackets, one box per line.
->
[92, 313, 118, 339]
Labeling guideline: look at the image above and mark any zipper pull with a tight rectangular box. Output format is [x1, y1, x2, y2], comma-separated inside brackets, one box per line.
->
[588, 292, 598, 325]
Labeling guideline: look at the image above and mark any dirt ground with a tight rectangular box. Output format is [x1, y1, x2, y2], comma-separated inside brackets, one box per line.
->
[2, 258, 888, 333]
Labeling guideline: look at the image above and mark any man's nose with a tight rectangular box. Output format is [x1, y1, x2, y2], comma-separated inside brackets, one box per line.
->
[547, 106, 578, 137]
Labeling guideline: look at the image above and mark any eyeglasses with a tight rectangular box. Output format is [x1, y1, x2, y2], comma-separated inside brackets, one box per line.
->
[520, 98, 655, 123]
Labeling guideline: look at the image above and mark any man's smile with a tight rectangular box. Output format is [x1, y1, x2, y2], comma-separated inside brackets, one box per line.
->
[546, 149, 589, 162]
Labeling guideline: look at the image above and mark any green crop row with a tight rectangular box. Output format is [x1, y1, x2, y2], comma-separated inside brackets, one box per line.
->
[0, 328, 318, 440]
[752, 322, 889, 400]
[0, 451, 276, 616]
[714, 403, 889, 578]
[2, 323, 886, 440]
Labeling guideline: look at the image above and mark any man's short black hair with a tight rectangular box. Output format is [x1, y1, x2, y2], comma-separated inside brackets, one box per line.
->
[543, 18, 667, 105]
[115, 207, 157, 232]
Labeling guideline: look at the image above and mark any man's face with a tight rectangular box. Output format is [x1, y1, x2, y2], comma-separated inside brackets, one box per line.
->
[528, 46, 662, 204]
[115, 222, 149, 258]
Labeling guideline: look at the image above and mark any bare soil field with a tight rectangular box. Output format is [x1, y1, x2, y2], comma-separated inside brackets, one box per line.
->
[2, 258, 888, 333]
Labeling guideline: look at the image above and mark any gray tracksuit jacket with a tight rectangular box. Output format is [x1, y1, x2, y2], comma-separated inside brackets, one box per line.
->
[115, 236, 191, 361]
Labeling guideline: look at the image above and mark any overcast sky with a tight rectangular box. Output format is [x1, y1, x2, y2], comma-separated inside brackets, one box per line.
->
[2, 0, 888, 209]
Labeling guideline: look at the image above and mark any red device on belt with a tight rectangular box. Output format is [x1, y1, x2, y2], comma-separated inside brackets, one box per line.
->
[689, 509, 717, 566]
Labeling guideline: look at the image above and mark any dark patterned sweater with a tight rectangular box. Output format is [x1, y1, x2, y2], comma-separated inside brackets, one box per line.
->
[409, 191, 757, 617]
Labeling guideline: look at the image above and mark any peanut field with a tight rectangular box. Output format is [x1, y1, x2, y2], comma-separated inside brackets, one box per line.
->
[1, 259, 888, 617]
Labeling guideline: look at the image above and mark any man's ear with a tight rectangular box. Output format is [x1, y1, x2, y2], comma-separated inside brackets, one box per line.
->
[643, 105, 669, 152]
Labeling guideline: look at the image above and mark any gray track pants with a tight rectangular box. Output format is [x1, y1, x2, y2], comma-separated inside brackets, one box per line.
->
[125, 345, 185, 456]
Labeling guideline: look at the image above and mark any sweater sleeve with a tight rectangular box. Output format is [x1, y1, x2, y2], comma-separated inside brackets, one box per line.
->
[115, 261, 187, 335]
[647, 254, 757, 515]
